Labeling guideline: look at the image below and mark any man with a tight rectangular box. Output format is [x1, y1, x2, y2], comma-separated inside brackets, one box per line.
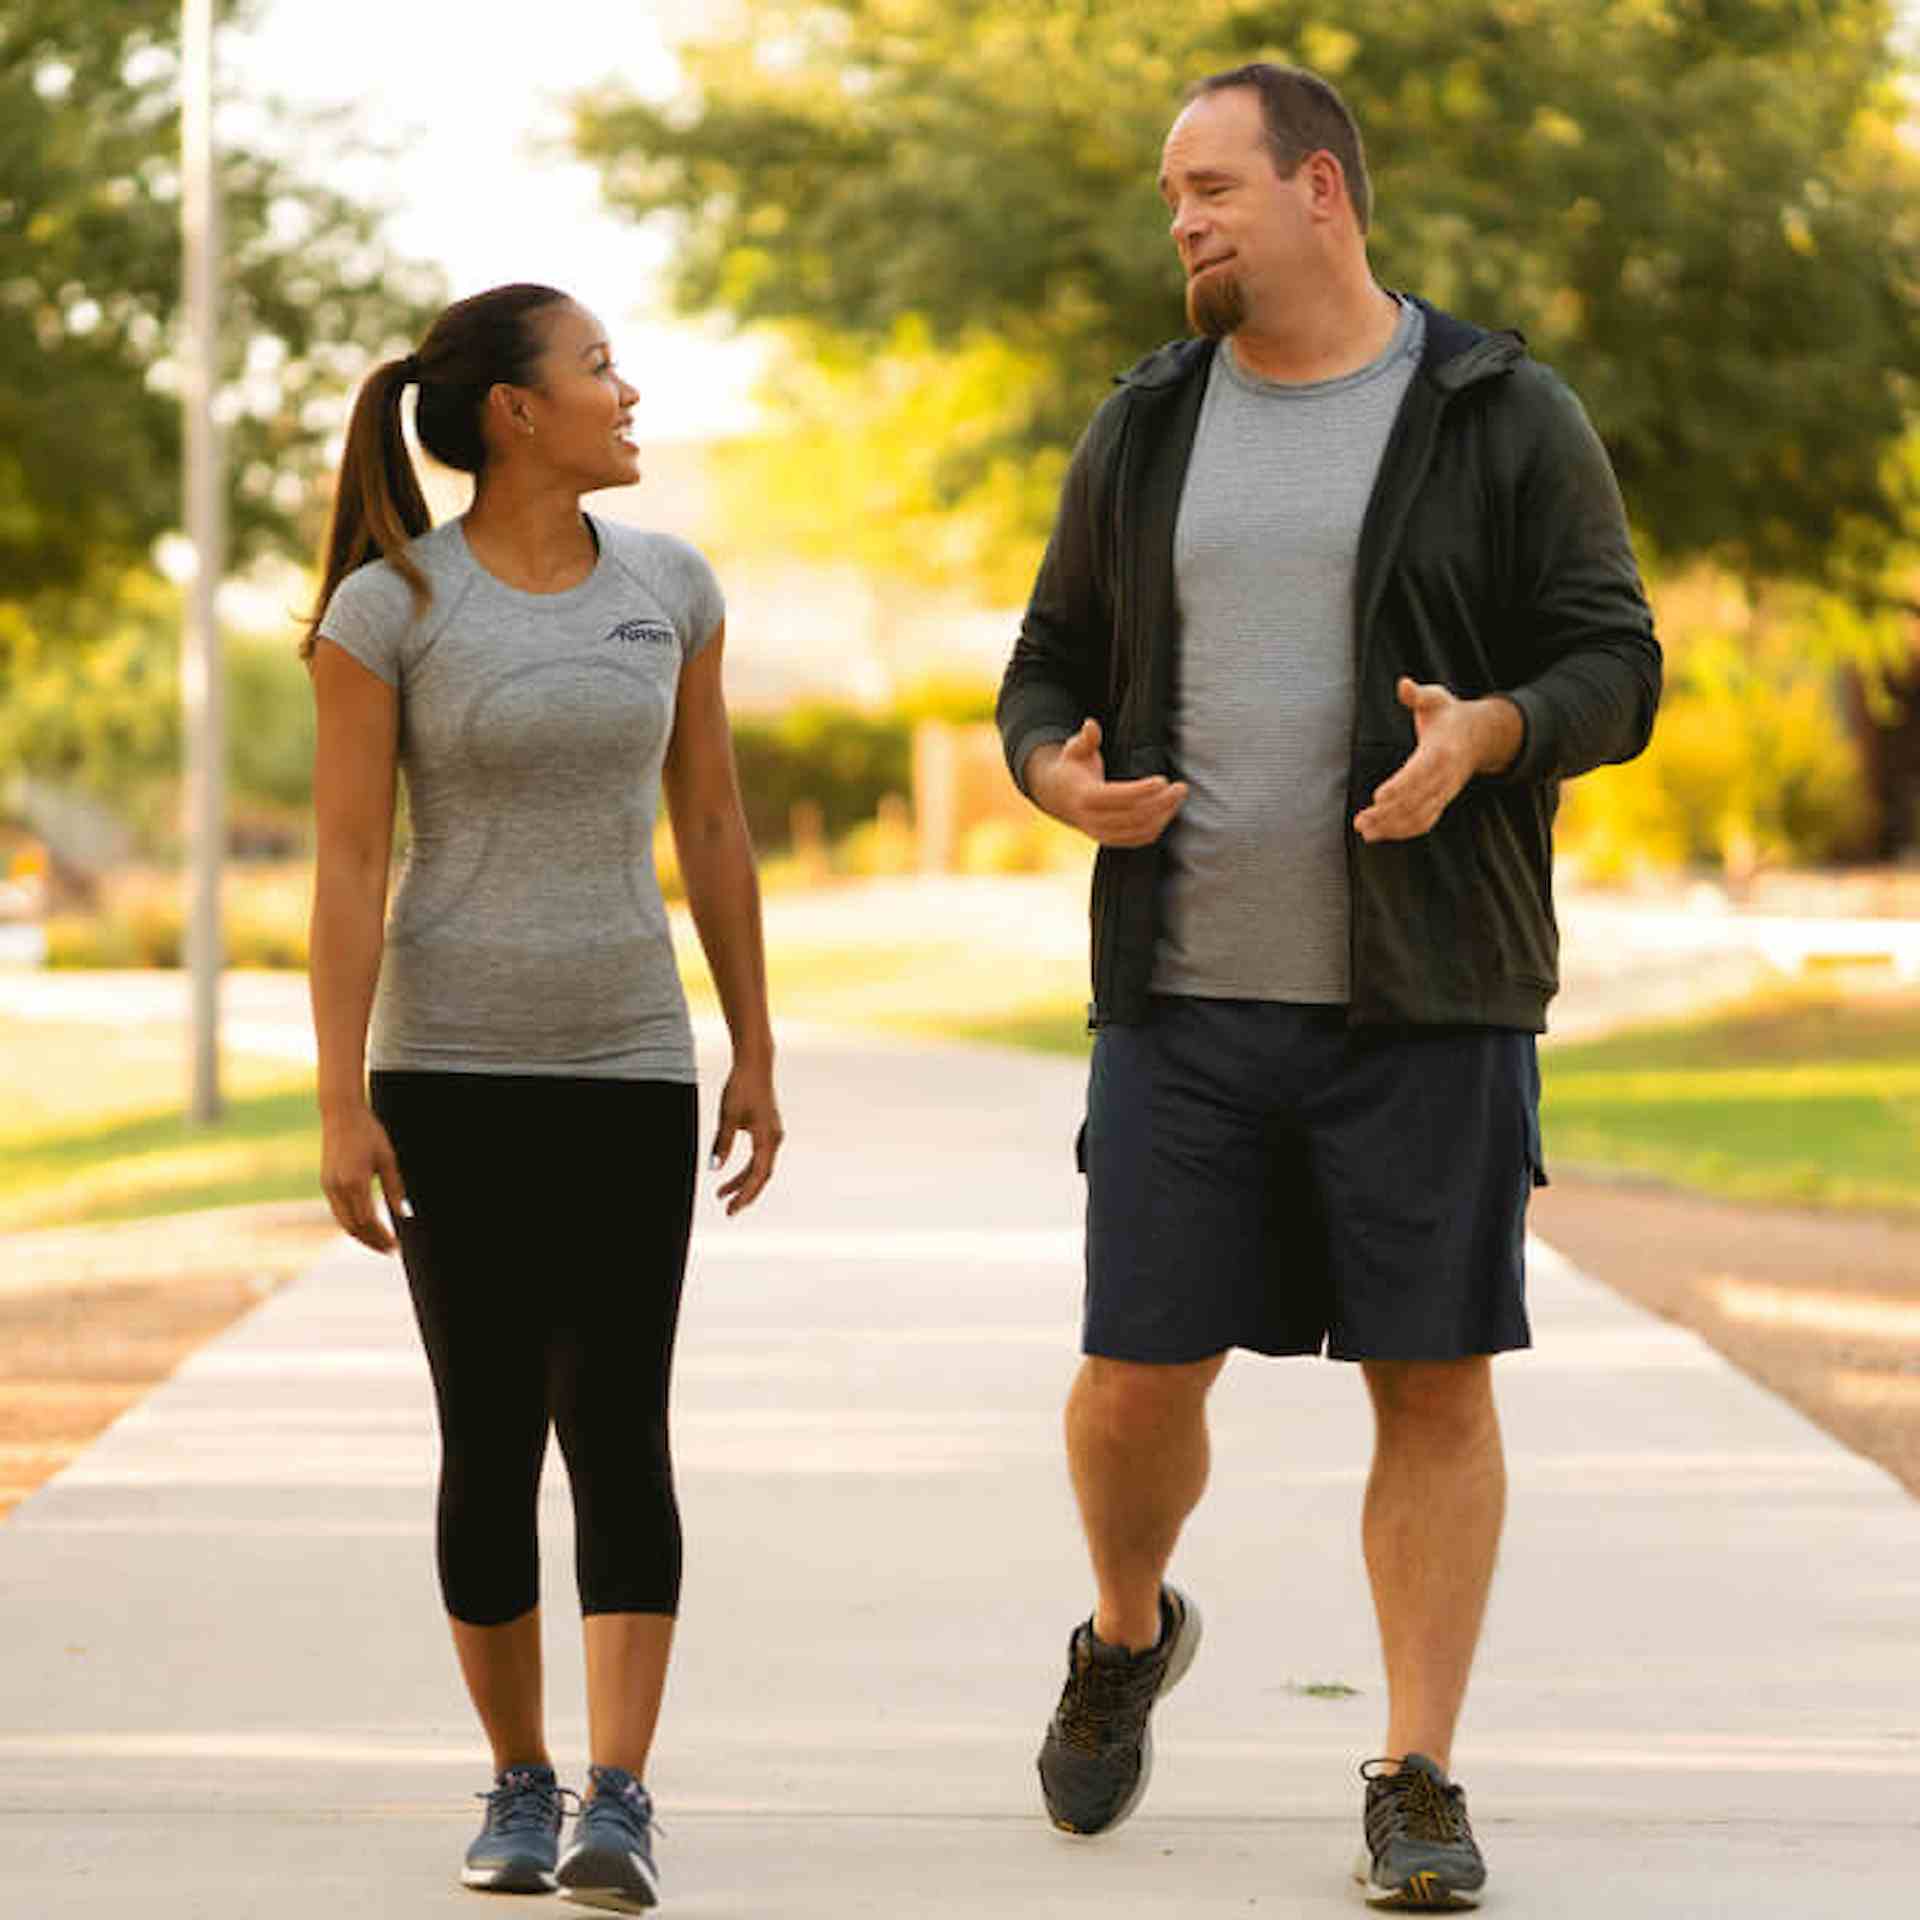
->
[996, 63, 1660, 1911]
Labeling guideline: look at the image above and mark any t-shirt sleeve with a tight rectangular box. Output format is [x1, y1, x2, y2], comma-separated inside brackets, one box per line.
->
[649, 536, 726, 664]
[314, 561, 415, 687]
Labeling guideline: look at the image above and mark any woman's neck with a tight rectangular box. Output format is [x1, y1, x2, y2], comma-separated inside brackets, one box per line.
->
[464, 477, 598, 593]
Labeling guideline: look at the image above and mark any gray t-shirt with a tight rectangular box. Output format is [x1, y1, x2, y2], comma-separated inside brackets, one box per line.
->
[1153, 299, 1423, 1004]
[317, 515, 724, 1081]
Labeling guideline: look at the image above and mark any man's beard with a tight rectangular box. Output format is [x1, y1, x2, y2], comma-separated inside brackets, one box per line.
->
[1187, 266, 1247, 339]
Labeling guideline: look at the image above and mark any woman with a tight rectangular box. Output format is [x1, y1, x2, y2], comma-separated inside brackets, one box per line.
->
[305, 282, 781, 1911]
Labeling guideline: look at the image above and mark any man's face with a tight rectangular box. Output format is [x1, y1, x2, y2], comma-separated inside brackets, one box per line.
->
[1158, 88, 1313, 339]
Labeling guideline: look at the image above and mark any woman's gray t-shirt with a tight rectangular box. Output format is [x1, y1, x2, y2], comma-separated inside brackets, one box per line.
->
[317, 515, 724, 1082]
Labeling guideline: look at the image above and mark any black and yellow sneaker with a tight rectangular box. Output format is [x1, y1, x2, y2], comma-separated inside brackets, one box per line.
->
[1356, 1752, 1487, 1909]
[1036, 1585, 1202, 1836]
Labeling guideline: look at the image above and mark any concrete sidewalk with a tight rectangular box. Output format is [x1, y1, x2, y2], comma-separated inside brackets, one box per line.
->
[4, 1028, 1917, 1916]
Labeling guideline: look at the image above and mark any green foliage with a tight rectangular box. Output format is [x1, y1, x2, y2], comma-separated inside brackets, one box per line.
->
[1559, 579, 1876, 877]
[2, 1, 441, 820]
[577, 0, 1920, 596]
[710, 319, 1065, 598]
[2, 0, 444, 604]
[732, 701, 913, 846]
[0, 576, 182, 805]
[227, 633, 317, 818]
[44, 861, 312, 968]
[0, 570, 318, 834]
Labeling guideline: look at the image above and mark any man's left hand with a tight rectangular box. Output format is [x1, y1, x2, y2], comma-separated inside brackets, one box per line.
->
[1352, 679, 1523, 844]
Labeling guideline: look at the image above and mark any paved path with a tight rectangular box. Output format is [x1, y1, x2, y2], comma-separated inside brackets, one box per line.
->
[4, 1026, 1918, 1914]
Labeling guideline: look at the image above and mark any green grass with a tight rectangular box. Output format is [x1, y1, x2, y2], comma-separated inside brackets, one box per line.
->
[10, 982, 1917, 1230]
[1540, 990, 1920, 1212]
[919, 998, 1091, 1055]
[0, 1087, 322, 1232]
[937, 988, 1920, 1216]
[0, 1016, 319, 1232]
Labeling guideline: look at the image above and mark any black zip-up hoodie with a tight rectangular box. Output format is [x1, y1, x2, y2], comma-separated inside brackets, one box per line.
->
[996, 298, 1662, 1032]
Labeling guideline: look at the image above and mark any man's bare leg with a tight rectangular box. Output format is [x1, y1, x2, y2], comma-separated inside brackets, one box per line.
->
[1066, 1352, 1228, 1650]
[1359, 1356, 1506, 1772]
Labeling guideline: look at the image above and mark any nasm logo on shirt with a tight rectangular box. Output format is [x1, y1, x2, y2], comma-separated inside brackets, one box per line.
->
[605, 618, 677, 649]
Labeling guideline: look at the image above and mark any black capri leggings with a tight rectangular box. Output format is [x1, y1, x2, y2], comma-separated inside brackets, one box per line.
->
[370, 1071, 698, 1627]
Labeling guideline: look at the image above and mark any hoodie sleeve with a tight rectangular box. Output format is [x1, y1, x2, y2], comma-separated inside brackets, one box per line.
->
[996, 401, 1122, 798]
[1498, 364, 1662, 785]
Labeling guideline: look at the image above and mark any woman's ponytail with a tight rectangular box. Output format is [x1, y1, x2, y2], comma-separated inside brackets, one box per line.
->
[301, 285, 571, 664]
[300, 356, 430, 662]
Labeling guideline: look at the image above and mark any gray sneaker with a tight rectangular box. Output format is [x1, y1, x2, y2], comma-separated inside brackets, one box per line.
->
[557, 1765, 660, 1912]
[1356, 1752, 1487, 1909]
[462, 1762, 571, 1893]
[1037, 1585, 1203, 1835]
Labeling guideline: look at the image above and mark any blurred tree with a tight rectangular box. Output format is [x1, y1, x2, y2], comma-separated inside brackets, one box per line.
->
[709, 318, 1066, 602]
[577, 0, 1920, 598]
[0, 576, 319, 836]
[1, 0, 444, 811]
[1, 0, 442, 603]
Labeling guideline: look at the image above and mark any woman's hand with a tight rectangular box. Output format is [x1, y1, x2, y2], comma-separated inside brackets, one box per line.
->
[320, 1101, 410, 1253]
[709, 1059, 783, 1215]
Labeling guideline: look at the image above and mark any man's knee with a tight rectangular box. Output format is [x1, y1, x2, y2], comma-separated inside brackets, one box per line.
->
[1073, 1352, 1226, 1439]
[1363, 1356, 1498, 1447]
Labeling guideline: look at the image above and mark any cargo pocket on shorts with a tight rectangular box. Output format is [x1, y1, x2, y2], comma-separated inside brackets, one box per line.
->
[1525, 1089, 1549, 1188]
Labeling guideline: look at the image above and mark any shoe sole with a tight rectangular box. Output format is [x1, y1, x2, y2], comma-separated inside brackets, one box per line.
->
[557, 1847, 658, 1913]
[1353, 1855, 1482, 1909]
[460, 1863, 558, 1894]
[1048, 1585, 1204, 1839]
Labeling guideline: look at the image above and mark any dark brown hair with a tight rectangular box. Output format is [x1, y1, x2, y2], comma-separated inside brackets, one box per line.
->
[300, 283, 573, 661]
[1189, 63, 1373, 233]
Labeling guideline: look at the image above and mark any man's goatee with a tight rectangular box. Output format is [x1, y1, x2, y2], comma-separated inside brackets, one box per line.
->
[1187, 269, 1246, 340]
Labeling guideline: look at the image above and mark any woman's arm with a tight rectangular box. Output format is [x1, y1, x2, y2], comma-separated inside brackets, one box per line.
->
[308, 639, 408, 1250]
[662, 621, 783, 1214]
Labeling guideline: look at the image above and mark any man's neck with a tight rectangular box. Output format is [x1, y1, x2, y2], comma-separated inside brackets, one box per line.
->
[1227, 280, 1403, 386]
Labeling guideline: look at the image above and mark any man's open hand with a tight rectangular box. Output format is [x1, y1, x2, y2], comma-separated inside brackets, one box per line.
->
[1353, 679, 1522, 843]
[1027, 719, 1189, 847]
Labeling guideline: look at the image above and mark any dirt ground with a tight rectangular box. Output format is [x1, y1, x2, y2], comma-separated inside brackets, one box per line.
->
[1, 1177, 1915, 1521]
[1532, 1174, 1920, 1498]
[0, 1201, 340, 1520]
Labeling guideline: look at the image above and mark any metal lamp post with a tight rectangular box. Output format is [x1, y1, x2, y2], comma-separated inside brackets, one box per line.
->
[181, 0, 224, 1123]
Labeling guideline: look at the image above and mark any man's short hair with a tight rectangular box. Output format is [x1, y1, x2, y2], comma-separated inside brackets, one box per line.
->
[1189, 63, 1373, 233]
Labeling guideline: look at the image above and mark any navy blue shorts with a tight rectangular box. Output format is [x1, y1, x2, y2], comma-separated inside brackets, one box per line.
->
[1079, 997, 1544, 1364]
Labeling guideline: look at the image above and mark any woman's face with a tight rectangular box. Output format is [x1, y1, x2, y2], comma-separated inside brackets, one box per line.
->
[508, 301, 642, 491]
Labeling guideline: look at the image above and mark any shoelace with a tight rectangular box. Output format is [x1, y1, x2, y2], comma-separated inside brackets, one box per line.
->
[585, 1775, 665, 1841]
[1359, 1759, 1469, 1844]
[476, 1772, 580, 1836]
[1057, 1639, 1164, 1753]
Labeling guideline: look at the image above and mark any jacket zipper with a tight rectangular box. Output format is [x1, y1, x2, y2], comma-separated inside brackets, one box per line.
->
[1342, 377, 1453, 1021]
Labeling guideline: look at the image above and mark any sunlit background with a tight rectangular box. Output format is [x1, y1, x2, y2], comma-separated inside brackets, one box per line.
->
[4, 0, 1920, 1353]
